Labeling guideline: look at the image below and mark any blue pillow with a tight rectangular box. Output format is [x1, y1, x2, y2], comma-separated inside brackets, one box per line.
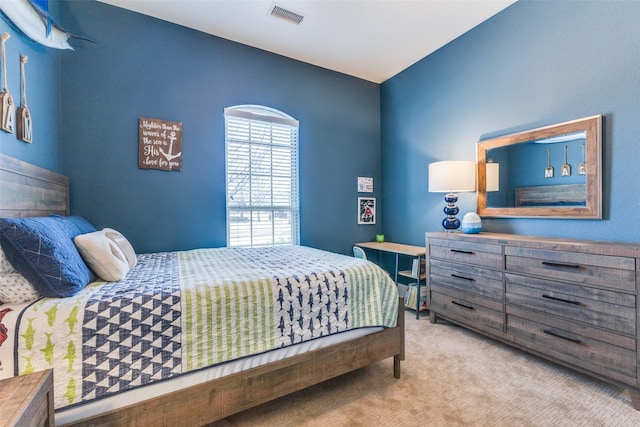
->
[0, 216, 97, 297]
[50, 214, 96, 234]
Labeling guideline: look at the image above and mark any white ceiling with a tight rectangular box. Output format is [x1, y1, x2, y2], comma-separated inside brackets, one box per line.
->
[98, 0, 516, 83]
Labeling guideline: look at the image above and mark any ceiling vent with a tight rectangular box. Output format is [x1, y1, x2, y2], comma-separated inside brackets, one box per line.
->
[270, 3, 304, 25]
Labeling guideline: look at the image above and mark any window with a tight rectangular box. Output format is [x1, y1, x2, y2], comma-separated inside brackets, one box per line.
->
[224, 105, 300, 247]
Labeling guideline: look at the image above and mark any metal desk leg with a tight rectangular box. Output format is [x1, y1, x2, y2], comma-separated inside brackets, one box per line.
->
[394, 253, 399, 285]
[415, 255, 422, 319]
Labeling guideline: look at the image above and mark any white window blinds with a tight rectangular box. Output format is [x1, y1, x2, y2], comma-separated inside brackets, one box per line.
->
[224, 106, 300, 247]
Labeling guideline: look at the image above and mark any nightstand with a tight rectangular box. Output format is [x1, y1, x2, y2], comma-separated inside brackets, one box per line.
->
[0, 369, 54, 427]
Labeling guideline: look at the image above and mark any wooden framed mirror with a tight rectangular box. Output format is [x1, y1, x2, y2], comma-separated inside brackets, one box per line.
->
[477, 115, 602, 219]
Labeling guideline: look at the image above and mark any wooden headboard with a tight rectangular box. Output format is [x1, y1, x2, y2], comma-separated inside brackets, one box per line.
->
[0, 153, 69, 218]
[515, 183, 587, 207]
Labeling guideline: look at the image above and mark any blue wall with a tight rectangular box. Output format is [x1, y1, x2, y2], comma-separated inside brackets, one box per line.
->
[0, 2, 64, 172]
[6, 0, 639, 255]
[58, 1, 382, 254]
[381, 0, 640, 246]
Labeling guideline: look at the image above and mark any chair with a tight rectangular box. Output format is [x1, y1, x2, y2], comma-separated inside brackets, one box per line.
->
[353, 246, 367, 260]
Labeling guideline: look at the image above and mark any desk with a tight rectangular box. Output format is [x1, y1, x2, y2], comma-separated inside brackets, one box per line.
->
[356, 242, 426, 318]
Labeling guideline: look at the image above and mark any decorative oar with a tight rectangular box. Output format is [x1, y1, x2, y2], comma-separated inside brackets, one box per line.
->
[0, 32, 15, 133]
[561, 145, 571, 176]
[578, 143, 586, 175]
[17, 55, 31, 143]
[544, 148, 554, 178]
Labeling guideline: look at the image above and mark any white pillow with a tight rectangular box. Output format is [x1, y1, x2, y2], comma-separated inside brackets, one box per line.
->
[0, 246, 15, 274]
[74, 228, 137, 282]
[0, 272, 40, 304]
[103, 228, 137, 269]
[0, 248, 40, 304]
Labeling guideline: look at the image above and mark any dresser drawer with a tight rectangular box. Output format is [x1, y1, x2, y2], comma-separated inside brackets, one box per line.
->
[507, 306, 637, 385]
[505, 247, 636, 292]
[431, 285, 504, 333]
[430, 258, 503, 300]
[429, 238, 503, 269]
[505, 273, 636, 335]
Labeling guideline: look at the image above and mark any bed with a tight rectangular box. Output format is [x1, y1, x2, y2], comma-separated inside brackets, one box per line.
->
[0, 153, 404, 426]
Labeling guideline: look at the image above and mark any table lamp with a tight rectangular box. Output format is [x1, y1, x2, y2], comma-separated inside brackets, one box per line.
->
[486, 161, 500, 192]
[428, 160, 476, 231]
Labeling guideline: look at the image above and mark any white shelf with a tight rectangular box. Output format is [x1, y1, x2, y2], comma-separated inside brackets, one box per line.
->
[398, 269, 426, 280]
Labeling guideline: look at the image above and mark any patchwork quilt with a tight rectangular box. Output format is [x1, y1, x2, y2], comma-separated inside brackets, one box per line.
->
[0, 246, 397, 410]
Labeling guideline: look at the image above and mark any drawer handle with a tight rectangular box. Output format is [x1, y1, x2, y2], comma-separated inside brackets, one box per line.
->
[451, 249, 474, 255]
[451, 274, 475, 282]
[543, 329, 582, 344]
[451, 300, 474, 310]
[542, 294, 580, 306]
[541, 261, 581, 269]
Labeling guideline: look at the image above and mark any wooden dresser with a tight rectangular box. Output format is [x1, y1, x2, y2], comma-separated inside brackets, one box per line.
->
[0, 369, 55, 426]
[426, 231, 640, 409]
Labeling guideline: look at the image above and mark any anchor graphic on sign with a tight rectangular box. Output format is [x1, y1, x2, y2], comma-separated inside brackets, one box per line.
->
[159, 131, 181, 162]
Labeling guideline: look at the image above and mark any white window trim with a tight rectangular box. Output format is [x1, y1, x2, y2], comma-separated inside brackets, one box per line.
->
[224, 105, 300, 247]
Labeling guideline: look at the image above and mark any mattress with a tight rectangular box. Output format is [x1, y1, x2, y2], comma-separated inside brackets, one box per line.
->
[55, 325, 382, 425]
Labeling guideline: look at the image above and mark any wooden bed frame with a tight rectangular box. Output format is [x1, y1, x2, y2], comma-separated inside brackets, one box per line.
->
[515, 183, 586, 207]
[0, 153, 405, 426]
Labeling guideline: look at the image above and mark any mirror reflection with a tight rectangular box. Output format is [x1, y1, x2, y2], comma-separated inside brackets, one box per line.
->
[477, 115, 602, 219]
[486, 131, 587, 208]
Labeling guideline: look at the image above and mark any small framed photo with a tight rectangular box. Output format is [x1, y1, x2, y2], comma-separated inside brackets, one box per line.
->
[358, 197, 376, 224]
[358, 177, 373, 193]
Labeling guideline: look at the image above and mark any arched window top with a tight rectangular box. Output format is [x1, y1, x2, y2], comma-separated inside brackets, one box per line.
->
[225, 105, 299, 128]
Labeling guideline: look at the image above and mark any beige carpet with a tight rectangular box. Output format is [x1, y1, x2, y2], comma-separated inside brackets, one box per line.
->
[212, 311, 640, 426]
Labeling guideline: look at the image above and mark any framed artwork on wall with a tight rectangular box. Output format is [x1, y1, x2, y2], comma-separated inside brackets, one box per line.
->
[358, 197, 376, 224]
[138, 117, 183, 171]
[358, 177, 373, 192]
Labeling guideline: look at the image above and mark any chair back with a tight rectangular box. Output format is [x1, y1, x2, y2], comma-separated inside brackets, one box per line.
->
[352, 246, 367, 260]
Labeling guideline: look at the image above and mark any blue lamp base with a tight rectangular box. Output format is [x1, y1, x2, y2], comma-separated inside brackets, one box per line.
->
[442, 192, 461, 232]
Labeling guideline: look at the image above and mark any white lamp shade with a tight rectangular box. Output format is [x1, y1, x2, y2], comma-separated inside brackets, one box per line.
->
[486, 162, 500, 192]
[428, 160, 476, 193]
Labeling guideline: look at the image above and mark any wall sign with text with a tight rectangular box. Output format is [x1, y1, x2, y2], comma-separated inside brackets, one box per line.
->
[138, 117, 183, 171]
